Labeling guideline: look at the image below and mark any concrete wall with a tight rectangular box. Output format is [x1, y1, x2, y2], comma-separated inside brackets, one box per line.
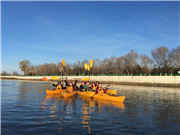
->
[90, 76, 180, 84]
[1, 75, 180, 84]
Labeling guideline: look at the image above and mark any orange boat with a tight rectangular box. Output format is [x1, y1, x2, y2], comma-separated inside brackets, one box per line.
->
[61, 91, 77, 98]
[78, 95, 125, 109]
[77, 90, 116, 97]
[46, 89, 66, 95]
[93, 94, 125, 102]
[93, 99, 125, 109]
[76, 91, 95, 97]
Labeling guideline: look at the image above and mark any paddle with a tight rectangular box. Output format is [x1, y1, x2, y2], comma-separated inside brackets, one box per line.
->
[62, 59, 66, 78]
[87, 64, 90, 80]
[61, 65, 63, 80]
[90, 83, 115, 98]
[90, 59, 93, 81]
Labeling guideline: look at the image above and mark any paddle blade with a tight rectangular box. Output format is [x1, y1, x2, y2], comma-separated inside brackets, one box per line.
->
[82, 78, 89, 81]
[62, 59, 65, 66]
[87, 65, 90, 71]
[90, 59, 93, 67]
[84, 63, 87, 70]
[90, 92, 96, 97]
[61, 65, 63, 71]
[51, 76, 60, 80]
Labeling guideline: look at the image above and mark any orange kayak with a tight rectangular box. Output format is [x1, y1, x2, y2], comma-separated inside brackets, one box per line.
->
[76, 91, 95, 97]
[46, 89, 66, 95]
[77, 90, 116, 97]
[61, 91, 77, 98]
[93, 94, 125, 102]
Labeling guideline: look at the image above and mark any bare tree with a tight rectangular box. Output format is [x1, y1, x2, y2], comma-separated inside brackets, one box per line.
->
[13, 71, 18, 76]
[151, 46, 170, 73]
[116, 56, 129, 74]
[140, 54, 153, 73]
[19, 60, 31, 75]
[1, 71, 8, 76]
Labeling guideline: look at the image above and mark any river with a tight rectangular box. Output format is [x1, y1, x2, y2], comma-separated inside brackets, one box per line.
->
[1, 80, 180, 135]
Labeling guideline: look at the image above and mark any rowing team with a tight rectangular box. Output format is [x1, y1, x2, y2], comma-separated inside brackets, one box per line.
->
[52, 79, 108, 94]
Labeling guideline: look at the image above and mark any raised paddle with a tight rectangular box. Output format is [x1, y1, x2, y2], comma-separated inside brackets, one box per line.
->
[89, 59, 93, 81]
[62, 59, 66, 78]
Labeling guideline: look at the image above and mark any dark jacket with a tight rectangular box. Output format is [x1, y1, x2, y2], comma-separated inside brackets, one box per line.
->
[72, 80, 77, 90]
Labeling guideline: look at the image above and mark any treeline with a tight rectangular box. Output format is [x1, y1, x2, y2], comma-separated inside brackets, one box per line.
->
[2, 46, 179, 76]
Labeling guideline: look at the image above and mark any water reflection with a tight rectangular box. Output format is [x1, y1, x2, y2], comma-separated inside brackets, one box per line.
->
[43, 94, 125, 134]
[1, 80, 180, 135]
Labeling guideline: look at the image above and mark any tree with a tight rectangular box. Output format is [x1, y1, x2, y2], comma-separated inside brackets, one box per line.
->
[1, 71, 7, 76]
[116, 56, 129, 74]
[13, 71, 18, 76]
[151, 46, 170, 73]
[19, 60, 31, 75]
[140, 54, 153, 73]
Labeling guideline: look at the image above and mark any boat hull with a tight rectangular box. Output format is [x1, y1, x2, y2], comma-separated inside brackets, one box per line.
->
[93, 94, 125, 102]
[46, 89, 65, 95]
[61, 91, 77, 98]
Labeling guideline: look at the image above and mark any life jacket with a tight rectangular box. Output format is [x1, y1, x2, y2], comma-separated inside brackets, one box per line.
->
[97, 87, 104, 94]
[67, 86, 73, 93]
[91, 85, 96, 90]
[57, 85, 62, 90]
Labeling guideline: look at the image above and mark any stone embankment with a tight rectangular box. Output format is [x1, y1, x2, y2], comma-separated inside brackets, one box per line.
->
[1, 75, 180, 87]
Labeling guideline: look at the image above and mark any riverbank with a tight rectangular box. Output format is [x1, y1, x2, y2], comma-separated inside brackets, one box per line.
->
[1, 76, 180, 88]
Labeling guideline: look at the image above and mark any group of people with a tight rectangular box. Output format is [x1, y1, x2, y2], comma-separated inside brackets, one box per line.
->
[52, 78, 108, 94]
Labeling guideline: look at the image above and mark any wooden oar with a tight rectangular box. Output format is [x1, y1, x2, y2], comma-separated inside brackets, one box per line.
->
[90, 83, 115, 98]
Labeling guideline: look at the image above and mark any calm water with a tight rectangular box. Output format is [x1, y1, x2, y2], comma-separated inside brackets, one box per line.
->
[1, 80, 180, 135]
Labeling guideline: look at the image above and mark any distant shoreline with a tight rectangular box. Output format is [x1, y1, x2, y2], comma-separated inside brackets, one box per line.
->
[1, 77, 180, 88]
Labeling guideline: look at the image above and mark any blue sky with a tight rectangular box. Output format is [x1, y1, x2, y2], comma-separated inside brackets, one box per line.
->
[1, 1, 179, 74]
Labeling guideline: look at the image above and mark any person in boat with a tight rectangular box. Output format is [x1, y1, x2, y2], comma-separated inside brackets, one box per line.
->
[66, 82, 74, 93]
[65, 78, 70, 87]
[52, 81, 62, 90]
[79, 81, 85, 91]
[84, 81, 91, 92]
[95, 81, 99, 87]
[95, 83, 108, 94]
[91, 82, 96, 92]
[72, 79, 78, 91]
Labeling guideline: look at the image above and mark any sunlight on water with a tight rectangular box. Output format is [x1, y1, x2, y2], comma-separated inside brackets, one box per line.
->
[1, 80, 180, 135]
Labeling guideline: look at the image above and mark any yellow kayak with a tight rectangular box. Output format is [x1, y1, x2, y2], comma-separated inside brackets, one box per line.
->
[46, 89, 65, 95]
[106, 90, 117, 95]
[61, 91, 77, 98]
[93, 94, 125, 102]
[76, 91, 95, 97]
[77, 90, 117, 97]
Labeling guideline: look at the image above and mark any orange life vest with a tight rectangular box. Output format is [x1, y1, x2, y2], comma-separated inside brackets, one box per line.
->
[57, 85, 62, 90]
[92, 85, 96, 90]
[67, 86, 73, 93]
[98, 87, 104, 95]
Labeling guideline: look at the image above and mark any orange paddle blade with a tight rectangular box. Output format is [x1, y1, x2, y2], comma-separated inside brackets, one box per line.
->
[90, 59, 93, 67]
[87, 65, 90, 71]
[62, 59, 65, 66]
